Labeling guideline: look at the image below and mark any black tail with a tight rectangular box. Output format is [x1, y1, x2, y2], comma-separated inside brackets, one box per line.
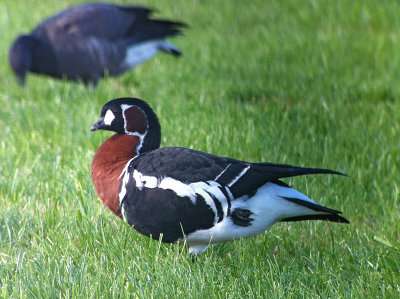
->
[147, 19, 187, 37]
[253, 162, 347, 179]
[279, 196, 349, 223]
[281, 214, 349, 223]
[124, 10, 187, 44]
[227, 162, 346, 198]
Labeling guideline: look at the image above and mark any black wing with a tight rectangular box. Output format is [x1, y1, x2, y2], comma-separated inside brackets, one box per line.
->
[128, 147, 233, 182]
[129, 147, 345, 198]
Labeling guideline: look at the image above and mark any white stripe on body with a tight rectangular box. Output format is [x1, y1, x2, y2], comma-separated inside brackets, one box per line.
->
[120, 168, 230, 221]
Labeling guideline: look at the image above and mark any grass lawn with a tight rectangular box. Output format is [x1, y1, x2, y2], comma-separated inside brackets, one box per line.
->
[0, 0, 399, 297]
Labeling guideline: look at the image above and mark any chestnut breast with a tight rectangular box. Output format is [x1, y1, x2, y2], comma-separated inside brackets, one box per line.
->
[91, 134, 140, 217]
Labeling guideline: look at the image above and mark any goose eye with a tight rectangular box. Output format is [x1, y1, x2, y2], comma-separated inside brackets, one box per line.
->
[104, 109, 115, 126]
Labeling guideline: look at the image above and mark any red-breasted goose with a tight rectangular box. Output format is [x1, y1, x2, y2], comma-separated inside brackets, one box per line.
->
[91, 98, 348, 256]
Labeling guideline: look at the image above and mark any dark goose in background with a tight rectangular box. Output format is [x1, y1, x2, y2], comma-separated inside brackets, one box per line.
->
[9, 3, 186, 86]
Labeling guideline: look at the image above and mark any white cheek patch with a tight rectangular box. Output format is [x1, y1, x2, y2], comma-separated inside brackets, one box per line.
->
[104, 109, 115, 126]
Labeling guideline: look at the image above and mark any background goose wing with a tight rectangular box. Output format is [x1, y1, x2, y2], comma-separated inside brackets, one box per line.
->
[32, 3, 150, 41]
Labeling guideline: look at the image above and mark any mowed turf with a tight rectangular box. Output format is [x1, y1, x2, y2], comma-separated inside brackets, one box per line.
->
[0, 0, 399, 297]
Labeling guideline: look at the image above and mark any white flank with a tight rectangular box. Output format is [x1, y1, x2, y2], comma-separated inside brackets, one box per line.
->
[124, 40, 163, 68]
[227, 165, 250, 187]
[104, 109, 115, 126]
[183, 182, 328, 248]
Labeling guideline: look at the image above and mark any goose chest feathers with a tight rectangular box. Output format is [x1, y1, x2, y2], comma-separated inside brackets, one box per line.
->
[9, 3, 185, 86]
[91, 98, 348, 256]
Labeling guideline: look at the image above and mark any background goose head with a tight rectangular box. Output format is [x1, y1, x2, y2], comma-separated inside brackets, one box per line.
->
[9, 35, 36, 86]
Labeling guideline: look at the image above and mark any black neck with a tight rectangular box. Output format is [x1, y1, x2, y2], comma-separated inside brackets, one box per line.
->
[140, 110, 161, 154]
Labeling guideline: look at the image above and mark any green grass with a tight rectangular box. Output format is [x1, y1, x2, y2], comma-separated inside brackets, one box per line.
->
[1, 0, 399, 297]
